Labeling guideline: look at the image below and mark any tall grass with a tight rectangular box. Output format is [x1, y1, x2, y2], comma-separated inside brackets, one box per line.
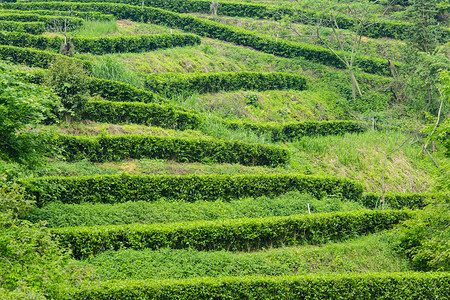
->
[26, 191, 365, 227]
[81, 233, 411, 280]
[74, 20, 118, 38]
[92, 56, 144, 88]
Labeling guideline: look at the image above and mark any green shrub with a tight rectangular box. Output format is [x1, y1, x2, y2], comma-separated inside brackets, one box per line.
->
[226, 119, 365, 142]
[0, 13, 84, 31]
[361, 193, 449, 209]
[52, 209, 410, 258]
[21, 173, 363, 207]
[145, 72, 307, 97]
[0, 20, 46, 34]
[52, 134, 289, 166]
[396, 197, 450, 271]
[63, 272, 450, 299]
[0, 45, 92, 70]
[44, 57, 90, 123]
[0, 31, 201, 54]
[15, 68, 167, 103]
[0, 9, 115, 21]
[81, 100, 202, 130]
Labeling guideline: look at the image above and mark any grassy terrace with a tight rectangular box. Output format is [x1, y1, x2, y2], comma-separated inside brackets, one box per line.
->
[0, 0, 449, 298]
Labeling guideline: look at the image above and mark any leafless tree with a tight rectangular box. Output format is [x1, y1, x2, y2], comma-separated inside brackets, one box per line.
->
[210, 0, 219, 16]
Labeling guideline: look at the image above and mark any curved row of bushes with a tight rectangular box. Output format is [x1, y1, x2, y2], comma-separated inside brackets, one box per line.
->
[0, 9, 115, 21]
[0, 31, 201, 55]
[20, 69, 167, 103]
[53, 134, 290, 166]
[81, 100, 201, 130]
[1, 2, 400, 76]
[0, 12, 84, 31]
[145, 72, 307, 97]
[52, 209, 411, 258]
[226, 119, 365, 142]
[29, 0, 450, 42]
[0, 45, 92, 69]
[0, 20, 45, 34]
[21, 173, 363, 207]
[63, 272, 450, 299]
[361, 193, 449, 210]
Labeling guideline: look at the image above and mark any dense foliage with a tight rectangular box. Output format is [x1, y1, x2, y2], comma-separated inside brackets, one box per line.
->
[21, 174, 363, 207]
[53, 209, 410, 258]
[0, 62, 57, 166]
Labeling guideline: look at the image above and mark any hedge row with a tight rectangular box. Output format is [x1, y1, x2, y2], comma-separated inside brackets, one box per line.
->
[52, 209, 410, 258]
[226, 119, 365, 142]
[0, 13, 84, 31]
[21, 174, 363, 207]
[0, 31, 201, 55]
[0, 45, 92, 70]
[53, 134, 290, 166]
[0, 20, 45, 34]
[0, 2, 399, 75]
[81, 100, 201, 130]
[145, 72, 307, 97]
[361, 193, 450, 210]
[32, 0, 450, 42]
[0, 9, 115, 21]
[16, 68, 166, 103]
[64, 272, 450, 299]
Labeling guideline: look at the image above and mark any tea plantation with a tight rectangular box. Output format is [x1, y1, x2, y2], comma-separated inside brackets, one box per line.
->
[0, 0, 449, 298]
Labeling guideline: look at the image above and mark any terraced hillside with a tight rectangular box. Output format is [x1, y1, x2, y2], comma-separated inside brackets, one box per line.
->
[0, 0, 449, 298]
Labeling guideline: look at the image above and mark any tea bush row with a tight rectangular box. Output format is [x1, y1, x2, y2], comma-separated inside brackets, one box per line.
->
[361, 193, 450, 210]
[0, 45, 92, 69]
[0, 31, 201, 54]
[0, 9, 115, 21]
[145, 72, 307, 97]
[52, 209, 410, 258]
[0, 12, 84, 31]
[53, 134, 290, 165]
[21, 173, 363, 207]
[0, 20, 46, 34]
[63, 272, 450, 299]
[81, 100, 201, 130]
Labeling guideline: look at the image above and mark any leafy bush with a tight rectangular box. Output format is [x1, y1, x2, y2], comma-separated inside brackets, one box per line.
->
[145, 72, 307, 97]
[0, 13, 84, 31]
[81, 99, 202, 130]
[0, 31, 201, 54]
[21, 173, 363, 207]
[51, 134, 290, 166]
[44, 57, 89, 123]
[0, 62, 58, 166]
[0, 20, 46, 34]
[52, 209, 410, 258]
[361, 193, 449, 209]
[0, 45, 92, 70]
[0, 177, 72, 299]
[226, 119, 365, 142]
[395, 197, 450, 271]
[62, 272, 450, 299]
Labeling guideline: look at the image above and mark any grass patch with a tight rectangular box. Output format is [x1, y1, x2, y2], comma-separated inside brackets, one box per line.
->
[292, 131, 437, 193]
[26, 191, 365, 227]
[80, 233, 410, 280]
[91, 56, 144, 88]
[74, 20, 119, 37]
